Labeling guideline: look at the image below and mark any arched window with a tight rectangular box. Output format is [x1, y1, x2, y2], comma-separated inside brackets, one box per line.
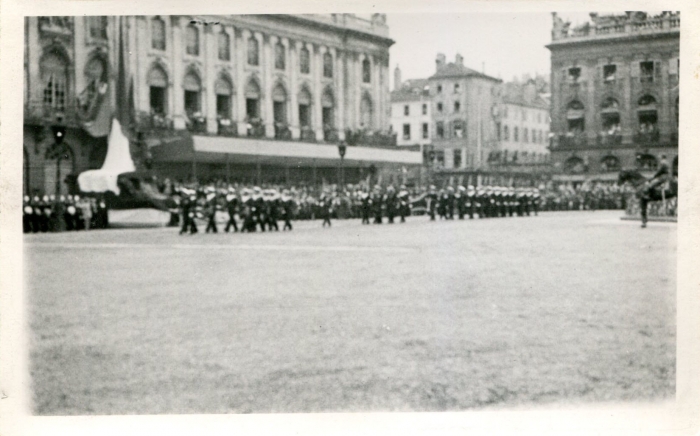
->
[637, 95, 658, 135]
[323, 52, 333, 78]
[636, 153, 658, 171]
[601, 97, 620, 134]
[321, 88, 334, 128]
[503, 125, 509, 140]
[148, 65, 168, 114]
[218, 30, 230, 61]
[183, 72, 202, 116]
[601, 155, 620, 172]
[564, 156, 585, 174]
[298, 86, 312, 128]
[151, 17, 166, 50]
[360, 94, 373, 129]
[247, 37, 259, 66]
[274, 42, 285, 70]
[88, 16, 108, 40]
[215, 76, 233, 119]
[362, 58, 371, 83]
[299, 46, 310, 74]
[41, 51, 69, 111]
[245, 79, 261, 119]
[272, 83, 288, 124]
[186, 24, 199, 56]
[566, 100, 585, 133]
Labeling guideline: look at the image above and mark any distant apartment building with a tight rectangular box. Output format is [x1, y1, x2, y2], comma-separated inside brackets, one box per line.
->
[389, 69, 431, 148]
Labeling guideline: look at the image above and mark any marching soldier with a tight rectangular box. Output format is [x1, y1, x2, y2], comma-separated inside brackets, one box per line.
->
[267, 189, 280, 231]
[360, 188, 371, 224]
[446, 186, 455, 219]
[371, 185, 384, 224]
[398, 185, 410, 223]
[281, 189, 295, 231]
[385, 185, 397, 224]
[320, 189, 333, 227]
[455, 186, 466, 219]
[252, 186, 266, 232]
[204, 188, 219, 233]
[23, 196, 33, 233]
[224, 187, 239, 233]
[427, 185, 438, 221]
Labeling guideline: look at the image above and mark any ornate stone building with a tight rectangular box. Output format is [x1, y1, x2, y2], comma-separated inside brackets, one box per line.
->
[547, 11, 680, 183]
[24, 14, 420, 195]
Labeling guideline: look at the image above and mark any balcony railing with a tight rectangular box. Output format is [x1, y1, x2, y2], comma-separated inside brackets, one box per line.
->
[217, 119, 238, 137]
[634, 130, 660, 145]
[246, 120, 266, 138]
[299, 126, 317, 143]
[597, 132, 622, 146]
[323, 127, 339, 143]
[274, 123, 292, 140]
[553, 133, 588, 149]
[186, 116, 207, 134]
[135, 111, 174, 132]
[345, 129, 397, 148]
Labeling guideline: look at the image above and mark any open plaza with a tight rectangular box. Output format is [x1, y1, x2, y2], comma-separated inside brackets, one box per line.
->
[25, 210, 676, 414]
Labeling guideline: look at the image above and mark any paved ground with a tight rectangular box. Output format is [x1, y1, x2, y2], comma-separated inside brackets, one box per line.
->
[25, 211, 676, 414]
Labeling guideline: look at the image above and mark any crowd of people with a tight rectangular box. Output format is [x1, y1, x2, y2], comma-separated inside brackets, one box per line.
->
[23, 194, 109, 233]
[22, 179, 635, 234]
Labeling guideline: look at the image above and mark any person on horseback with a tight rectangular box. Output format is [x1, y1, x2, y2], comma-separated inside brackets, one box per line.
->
[644, 155, 671, 200]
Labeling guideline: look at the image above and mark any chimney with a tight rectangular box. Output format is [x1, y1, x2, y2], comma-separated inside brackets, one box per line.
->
[436, 53, 446, 72]
[394, 65, 402, 90]
[455, 53, 463, 66]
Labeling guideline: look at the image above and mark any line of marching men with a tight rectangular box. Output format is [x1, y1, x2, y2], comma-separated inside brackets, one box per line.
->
[173, 183, 542, 235]
[23, 194, 109, 233]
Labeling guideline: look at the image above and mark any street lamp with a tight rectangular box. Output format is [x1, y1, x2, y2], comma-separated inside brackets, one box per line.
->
[49, 117, 67, 198]
[338, 141, 347, 186]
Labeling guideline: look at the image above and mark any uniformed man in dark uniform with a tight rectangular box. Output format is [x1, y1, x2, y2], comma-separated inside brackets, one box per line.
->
[224, 187, 239, 232]
[320, 189, 333, 227]
[532, 188, 541, 216]
[385, 185, 397, 224]
[267, 189, 280, 231]
[281, 189, 295, 231]
[466, 185, 476, 219]
[360, 188, 371, 224]
[445, 186, 456, 219]
[204, 188, 218, 233]
[427, 185, 438, 221]
[23, 196, 33, 233]
[455, 185, 466, 219]
[252, 186, 265, 232]
[371, 185, 384, 224]
[398, 185, 410, 223]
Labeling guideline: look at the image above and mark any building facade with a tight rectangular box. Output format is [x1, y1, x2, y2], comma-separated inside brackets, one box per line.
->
[24, 14, 420, 196]
[547, 11, 680, 182]
[428, 53, 502, 174]
[389, 73, 431, 148]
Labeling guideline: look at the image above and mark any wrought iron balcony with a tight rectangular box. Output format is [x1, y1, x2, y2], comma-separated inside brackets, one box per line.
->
[246, 120, 266, 138]
[217, 119, 238, 137]
[634, 130, 660, 145]
[596, 132, 622, 146]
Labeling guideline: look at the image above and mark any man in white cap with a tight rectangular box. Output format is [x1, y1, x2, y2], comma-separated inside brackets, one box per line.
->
[398, 184, 410, 223]
[224, 187, 239, 233]
[204, 187, 219, 233]
[466, 185, 476, 219]
[455, 185, 466, 219]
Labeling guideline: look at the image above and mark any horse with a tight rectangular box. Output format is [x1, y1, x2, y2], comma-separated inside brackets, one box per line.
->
[618, 169, 677, 228]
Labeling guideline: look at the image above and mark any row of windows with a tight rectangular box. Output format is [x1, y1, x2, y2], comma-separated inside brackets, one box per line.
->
[565, 58, 679, 84]
[402, 104, 428, 116]
[500, 124, 549, 144]
[435, 82, 460, 94]
[150, 17, 372, 82]
[401, 123, 430, 141]
[430, 149, 549, 169]
[435, 101, 461, 114]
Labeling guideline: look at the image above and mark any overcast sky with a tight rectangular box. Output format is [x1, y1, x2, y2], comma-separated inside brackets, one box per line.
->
[386, 12, 597, 88]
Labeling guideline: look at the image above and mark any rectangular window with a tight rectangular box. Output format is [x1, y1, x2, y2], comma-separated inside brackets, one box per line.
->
[436, 84, 442, 94]
[437, 102, 443, 113]
[186, 26, 199, 56]
[453, 149, 462, 168]
[603, 64, 616, 82]
[404, 105, 409, 116]
[422, 123, 429, 139]
[299, 104, 310, 127]
[403, 124, 411, 140]
[453, 120, 463, 138]
[454, 101, 460, 113]
[247, 38, 259, 66]
[454, 83, 460, 93]
[640, 61, 654, 83]
[496, 122, 501, 140]
[323, 53, 333, 78]
[299, 48, 310, 74]
[422, 104, 427, 115]
[362, 59, 371, 83]
[184, 90, 200, 115]
[568, 67, 581, 83]
[436, 121, 444, 138]
[150, 86, 166, 114]
[523, 128, 529, 143]
[89, 17, 108, 40]
[216, 95, 231, 118]
[275, 44, 285, 70]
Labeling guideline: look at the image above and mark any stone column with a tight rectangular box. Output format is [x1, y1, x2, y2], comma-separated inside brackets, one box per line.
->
[355, 54, 363, 129]
[73, 18, 88, 99]
[27, 17, 41, 104]
[171, 16, 185, 129]
[236, 29, 248, 135]
[290, 39, 300, 139]
[335, 48, 345, 140]
[372, 55, 381, 131]
[135, 17, 150, 114]
[229, 25, 238, 125]
[262, 32, 274, 138]
[205, 24, 217, 134]
[312, 43, 323, 140]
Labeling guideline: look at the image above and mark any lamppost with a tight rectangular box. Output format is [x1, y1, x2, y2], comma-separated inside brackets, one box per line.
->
[338, 141, 347, 187]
